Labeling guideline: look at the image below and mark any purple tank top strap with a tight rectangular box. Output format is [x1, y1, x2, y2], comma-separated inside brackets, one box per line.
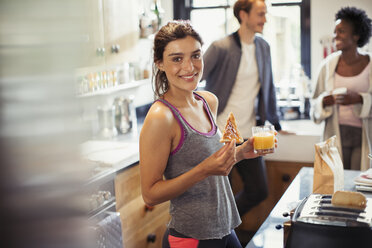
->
[154, 98, 187, 155]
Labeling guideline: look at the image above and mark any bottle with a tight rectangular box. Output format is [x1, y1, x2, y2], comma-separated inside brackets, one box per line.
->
[139, 12, 152, 38]
[139, 0, 158, 38]
[151, 0, 164, 32]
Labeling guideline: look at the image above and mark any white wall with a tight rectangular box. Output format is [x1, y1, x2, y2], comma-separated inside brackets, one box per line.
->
[161, 0, 173, 24]
[311, 0, 372, 79]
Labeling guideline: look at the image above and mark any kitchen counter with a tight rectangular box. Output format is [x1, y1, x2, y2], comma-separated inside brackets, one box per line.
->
[245, 167, 372, 248]
[81, 118, 325, 177]
[265, 119, 323, 163]
[80, 120, 144, 176]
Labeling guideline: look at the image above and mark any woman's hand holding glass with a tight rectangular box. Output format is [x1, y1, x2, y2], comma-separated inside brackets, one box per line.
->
[236, 132, 278, 160]
[334, 90, 363, 105]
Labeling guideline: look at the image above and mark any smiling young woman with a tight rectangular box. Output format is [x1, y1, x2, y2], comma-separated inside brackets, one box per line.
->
[139, 21, 262, 248]
[311, 7, 372, 171]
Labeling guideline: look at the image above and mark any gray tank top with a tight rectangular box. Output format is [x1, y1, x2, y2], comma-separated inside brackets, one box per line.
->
[157, 92, 241, 240]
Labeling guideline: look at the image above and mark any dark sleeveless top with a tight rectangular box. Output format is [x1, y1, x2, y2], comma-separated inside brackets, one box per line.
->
[156, 92, 241, 240]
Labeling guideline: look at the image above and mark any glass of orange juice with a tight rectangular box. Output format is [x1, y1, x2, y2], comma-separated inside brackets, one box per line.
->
[252, 125, 275, 154]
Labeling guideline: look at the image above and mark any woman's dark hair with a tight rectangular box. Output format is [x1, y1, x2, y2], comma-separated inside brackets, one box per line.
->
[152, 20, 203, 98]
[335, 6, 372, 47]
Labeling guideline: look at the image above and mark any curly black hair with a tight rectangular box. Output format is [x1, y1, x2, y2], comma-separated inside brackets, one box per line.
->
[335, 6, 372, 47]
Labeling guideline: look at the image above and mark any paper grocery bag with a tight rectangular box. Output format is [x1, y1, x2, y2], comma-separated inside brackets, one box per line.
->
[313, 136, 344, 194]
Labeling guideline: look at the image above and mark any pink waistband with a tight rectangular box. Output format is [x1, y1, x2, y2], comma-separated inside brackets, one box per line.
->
[168, 234, 199, 248]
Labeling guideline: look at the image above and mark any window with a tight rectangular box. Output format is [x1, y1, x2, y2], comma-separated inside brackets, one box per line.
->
[265, 0, 312, 119]
[173, 0, 237, 49]
[173, 0, 310, 78]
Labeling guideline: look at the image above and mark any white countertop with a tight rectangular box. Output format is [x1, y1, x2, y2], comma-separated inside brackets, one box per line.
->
[80, 129, 140, 172]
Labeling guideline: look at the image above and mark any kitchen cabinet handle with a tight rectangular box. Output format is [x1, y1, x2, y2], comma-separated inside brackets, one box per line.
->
[111, 44, 120, 54]
[96, 47, 105, 56]
[282, 174, 291, 182]
[147, 233, 156, 243]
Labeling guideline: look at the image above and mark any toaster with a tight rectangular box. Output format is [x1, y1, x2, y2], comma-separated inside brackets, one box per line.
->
[285, 194, 372, 248]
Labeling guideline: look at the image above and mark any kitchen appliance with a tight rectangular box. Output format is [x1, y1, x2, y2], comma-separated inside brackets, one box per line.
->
[284, 194, 372, 248]
[97, 106, 118, 138]
[85, 164, 123, 248]
[91, 211, 123, 248]
[114, 95, 136, 134]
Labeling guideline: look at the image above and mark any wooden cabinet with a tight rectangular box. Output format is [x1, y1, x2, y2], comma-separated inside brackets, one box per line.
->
[230, 160, 312, 232]
[115, 164, 170, 248]
[80, 0, 105, 67]
[265, 161, 312, 205]
[102, 0, 139, 66]
[81, 0, 140, 68]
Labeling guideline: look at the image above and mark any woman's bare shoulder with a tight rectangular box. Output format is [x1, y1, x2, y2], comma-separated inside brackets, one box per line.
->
[140, 101, 175, 140]
[142, 101, 174, 129]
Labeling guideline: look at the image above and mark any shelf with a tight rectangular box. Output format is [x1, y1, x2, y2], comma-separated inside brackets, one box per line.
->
[77, 79, 149, 98]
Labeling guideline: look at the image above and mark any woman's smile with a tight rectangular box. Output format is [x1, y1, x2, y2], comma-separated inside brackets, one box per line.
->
[179, 72, 199, 82]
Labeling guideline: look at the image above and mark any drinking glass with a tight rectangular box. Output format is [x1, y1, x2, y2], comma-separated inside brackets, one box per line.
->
[252, 125, 275, 154]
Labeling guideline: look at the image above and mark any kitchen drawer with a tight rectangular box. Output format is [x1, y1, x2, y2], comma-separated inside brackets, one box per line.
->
[115, 164, 142, 209]
[125, 210, 170, 248]
[266, 160, 312, 203]
[118, 195, 170, 241]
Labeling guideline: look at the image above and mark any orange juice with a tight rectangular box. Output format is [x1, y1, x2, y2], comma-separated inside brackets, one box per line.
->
[253, 132, 274, 152]
[252, 125, 275, 154]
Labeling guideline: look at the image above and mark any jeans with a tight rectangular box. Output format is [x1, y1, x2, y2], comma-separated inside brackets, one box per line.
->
[339, 125, 362, 170]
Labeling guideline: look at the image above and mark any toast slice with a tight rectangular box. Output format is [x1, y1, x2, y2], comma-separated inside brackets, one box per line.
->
[331, 190, 367, 209]
[219, 112, 244, 144]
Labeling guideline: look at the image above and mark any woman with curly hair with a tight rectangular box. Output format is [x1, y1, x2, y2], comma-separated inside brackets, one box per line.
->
[311, 6, 372, 170]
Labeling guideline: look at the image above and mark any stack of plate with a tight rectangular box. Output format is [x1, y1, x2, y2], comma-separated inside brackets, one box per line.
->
[355, 159, 372, 192]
